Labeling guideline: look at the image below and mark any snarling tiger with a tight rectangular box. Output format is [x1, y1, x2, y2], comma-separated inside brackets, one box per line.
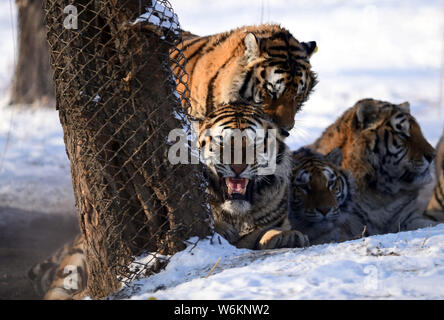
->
[28, 234, 87, 300]
[171, 24, 318, 130]
[311, 98, 438, 235]
[424, 132, 444, 221]
[288, 147, 366, 245]
[198, 103, 308, 249]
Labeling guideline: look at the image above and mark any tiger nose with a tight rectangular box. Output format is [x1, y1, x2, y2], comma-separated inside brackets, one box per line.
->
[271, 91, 278, 100]
[316, 207, 331, 216]
[269, 88, 280, 100]
[424, 150, 436, 164]
[230, 164, 247, 175]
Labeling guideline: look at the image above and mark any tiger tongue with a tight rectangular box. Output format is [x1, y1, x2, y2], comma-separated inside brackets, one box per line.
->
[226, 178, 249, 194]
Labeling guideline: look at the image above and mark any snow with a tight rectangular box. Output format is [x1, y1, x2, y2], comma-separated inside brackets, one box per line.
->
[0, 97, 75, 219]
[0, 0, 443, 299]
[131, 0, 179, 32]
[118, 224, 444, 300]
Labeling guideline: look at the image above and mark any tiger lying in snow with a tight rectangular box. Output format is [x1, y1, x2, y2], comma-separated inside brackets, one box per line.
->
[288, 147, 366, 245]
[311, 98, 438, 235]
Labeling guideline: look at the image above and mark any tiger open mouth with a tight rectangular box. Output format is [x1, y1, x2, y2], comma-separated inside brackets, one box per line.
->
[223, 177, 253, 201]
[226, 178, 249, 195]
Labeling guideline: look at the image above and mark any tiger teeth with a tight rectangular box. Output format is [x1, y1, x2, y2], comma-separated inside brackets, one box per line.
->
[225, 178, 249, 195]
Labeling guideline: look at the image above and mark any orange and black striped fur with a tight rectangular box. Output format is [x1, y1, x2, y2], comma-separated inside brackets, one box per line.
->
[311, 98, 437, 235]
[28, 234, 87, 300]
[425, 133, 444, 221]
[289, 148, 366, 245]
[171, 24, 317, 130]
[198, 104, 308, 249]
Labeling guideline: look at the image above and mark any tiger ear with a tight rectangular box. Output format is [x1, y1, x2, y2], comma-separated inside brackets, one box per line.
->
[244, 33, 260, 63]
[398, 101, 410, 113]
[325, 147, 343, 166]
[302, 41, 317, 58]
[355, 100, 379, 129]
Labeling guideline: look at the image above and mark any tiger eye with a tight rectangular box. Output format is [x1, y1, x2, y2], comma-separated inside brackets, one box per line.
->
[260, 70, 266, 78]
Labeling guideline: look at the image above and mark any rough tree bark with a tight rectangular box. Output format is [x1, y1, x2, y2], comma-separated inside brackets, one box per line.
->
[11, 0, 55, 106]
[43, 0, 211, 298]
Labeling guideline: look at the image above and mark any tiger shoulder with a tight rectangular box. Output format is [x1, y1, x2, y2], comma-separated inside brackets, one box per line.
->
[425, 132, 444, 221]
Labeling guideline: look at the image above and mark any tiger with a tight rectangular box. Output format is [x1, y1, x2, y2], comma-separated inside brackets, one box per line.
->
[310, 98, 438, 235]
[28, 234, 87, 300]
[198, 103, 309, 249]
[424, 132, 444, 221]
[288, 147, 366, 245]
[171, 24, 318, 130]
[29, 103, 309, 300]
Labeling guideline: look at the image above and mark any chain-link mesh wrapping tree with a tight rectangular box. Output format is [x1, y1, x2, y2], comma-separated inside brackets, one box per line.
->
[43, 0, 212, 298]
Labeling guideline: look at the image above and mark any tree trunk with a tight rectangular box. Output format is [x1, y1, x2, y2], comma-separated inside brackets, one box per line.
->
[11, 0, 55, 106]
[43, 0, 211, 298]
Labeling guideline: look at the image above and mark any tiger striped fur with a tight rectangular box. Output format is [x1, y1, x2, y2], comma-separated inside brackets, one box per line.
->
[28, 234, 87, 300]
[171, 24, 318, 130]
[289, 147, 366, 245]
[198, 103, 309, 249]
[311, 98, 438, 235]
[425, 132, 444, 221]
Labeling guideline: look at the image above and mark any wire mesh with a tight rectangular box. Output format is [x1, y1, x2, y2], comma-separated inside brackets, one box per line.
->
[42, 0, 212, 298]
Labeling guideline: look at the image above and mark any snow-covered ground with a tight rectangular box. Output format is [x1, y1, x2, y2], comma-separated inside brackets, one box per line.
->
[0, 98, 75, 219]
[118, 224, 444, 300]
[0, 0, 444, 299]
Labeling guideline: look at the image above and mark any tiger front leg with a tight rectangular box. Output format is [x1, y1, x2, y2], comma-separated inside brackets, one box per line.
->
[257, 229, 309, 250]
[214, 220, 239, 245]
[423, 209, 444, 223]
[401, 215, 438, 232]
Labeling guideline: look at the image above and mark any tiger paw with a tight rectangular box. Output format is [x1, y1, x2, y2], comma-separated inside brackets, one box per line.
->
[214, 221, 239, 245]
[258, 229, 309, 250]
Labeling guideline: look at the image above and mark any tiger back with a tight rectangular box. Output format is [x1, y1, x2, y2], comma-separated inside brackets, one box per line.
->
[425, 132, 444, 221]
[28, 234, 87, 300]
[311, 98, 437, 235]
[171, 24, 318, 130]
[289, 147, 365, 245]
[198, 103, 308, 249]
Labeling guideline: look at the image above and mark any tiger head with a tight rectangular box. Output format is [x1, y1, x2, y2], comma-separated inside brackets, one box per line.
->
[238, 30, 318, 130]
[198, 104, 291, 215]
[350, 99, 436, 194]
[290, 148, 354, 226]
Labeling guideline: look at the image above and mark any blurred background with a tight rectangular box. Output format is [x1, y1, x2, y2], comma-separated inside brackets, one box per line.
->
[0, 0, 443, 299]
